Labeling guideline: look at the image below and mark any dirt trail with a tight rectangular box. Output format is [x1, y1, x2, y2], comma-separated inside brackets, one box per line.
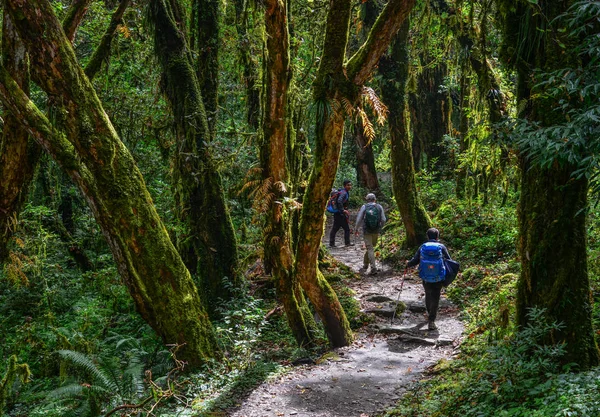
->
[231, 213, 464, 417]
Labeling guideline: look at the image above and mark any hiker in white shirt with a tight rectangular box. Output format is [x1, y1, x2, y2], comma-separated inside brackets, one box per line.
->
[355, 193, 386, 275]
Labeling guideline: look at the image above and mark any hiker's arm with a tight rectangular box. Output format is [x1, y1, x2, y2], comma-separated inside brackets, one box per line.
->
[379, 204, 387, 227]
[355, 206, 366, 232]
[442, 245, 451, 260]
[335, 191, 346, 212]
[407, 247, 420, 267]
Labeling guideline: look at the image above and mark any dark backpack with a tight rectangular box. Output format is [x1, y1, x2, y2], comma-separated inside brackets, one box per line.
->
[326, 189, 342, 213]
[419, 242, 446, 282]
[364, 203, 380, 233]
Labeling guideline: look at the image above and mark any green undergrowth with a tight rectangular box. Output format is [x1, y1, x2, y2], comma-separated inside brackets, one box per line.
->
[0, 197, 365, 416]
[379, 179, 600, 417]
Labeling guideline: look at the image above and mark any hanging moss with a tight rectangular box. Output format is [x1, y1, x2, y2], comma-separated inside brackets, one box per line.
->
[0, 355, 31, 414]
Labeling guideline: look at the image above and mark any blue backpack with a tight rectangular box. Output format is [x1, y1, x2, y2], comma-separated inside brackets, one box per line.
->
[326, 189, 342, 213]
[419, 242, 446, 282]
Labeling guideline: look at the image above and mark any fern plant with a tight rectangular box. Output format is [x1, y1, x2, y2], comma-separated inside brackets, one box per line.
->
[45, 349, 146, 417]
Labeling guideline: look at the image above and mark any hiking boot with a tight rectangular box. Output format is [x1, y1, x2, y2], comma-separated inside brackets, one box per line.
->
[359, 265, 368, 273]
[344, 242, 355, 247]
[428, 320, 437, 331]
[329, 243, 336, 248]
[369, 268, 379, 276]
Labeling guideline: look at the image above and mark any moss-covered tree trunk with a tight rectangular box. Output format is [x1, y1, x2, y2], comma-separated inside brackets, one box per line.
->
[260, 0, 316, 346]
[455, 63, 470, 199]
[295, 0, 415, 347]
[192, 0, 219, 137]
[0, 0, 130, 264]
[354, 120, 380, 191]
[501, 0, 599, 369]
[0, 0, 219, 367]
[148, 0, 239, 311]
[352, 0, 380, 192]
[0, 12, 39, 265]
[409, 63, 451, 171]
[234, 0, 261, 130]
[379, 18, 431, 247]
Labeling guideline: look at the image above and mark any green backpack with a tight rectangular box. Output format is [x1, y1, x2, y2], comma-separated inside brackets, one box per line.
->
[364, 204, 380, 233]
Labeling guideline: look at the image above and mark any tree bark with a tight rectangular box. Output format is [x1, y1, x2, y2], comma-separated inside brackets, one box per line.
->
[500, 0, 599, 369]
[0, 0, 130, 265]
[354, 120, 380, 191]
[380, 18, 431, 247]
[352, 0, 380, 192]
[0, 12, 39, 264]
[192, 0, 220, 137]
[455, 62, 470, 199]
[234, 0, 260, 130]
[148, 0, 239, 310]
[295, 0, 416, 347]
[259, 0, 316, 347]
[1, 0, 220, 367]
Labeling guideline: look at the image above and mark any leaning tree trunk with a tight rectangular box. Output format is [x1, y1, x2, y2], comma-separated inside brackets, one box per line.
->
[295, 0, 416, 347]
[259, 0, 316, 347]
[148, 0, 239, 311]
[0, 0, 130, 265]
[501, 0, 599, 369]
[0, 0, 219, 367]
[0, 12, 39, 264]
[379, 18, 431, 247]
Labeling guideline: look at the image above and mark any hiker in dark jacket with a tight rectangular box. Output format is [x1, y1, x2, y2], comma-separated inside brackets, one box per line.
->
[407, 228, 451, 330]
[329, 180, 354, 247]
[355, 193, 386, 275]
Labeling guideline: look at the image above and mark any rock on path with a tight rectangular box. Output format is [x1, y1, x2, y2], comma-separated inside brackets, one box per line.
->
[230, 213, 464, 417]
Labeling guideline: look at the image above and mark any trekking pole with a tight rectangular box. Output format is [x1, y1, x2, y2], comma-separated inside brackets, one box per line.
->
[390, 267, 407, 325]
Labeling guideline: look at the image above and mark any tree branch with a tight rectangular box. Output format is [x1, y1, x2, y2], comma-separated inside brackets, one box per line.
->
[346, 0, 416, 85]
[85, 0, 132, 80]
[62, 0, 94, 43]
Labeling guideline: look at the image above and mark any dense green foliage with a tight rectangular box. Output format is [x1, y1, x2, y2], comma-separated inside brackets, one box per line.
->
[0, 0, 598, 415]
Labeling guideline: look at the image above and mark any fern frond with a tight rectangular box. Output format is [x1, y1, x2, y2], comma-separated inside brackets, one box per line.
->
[273, 181, 287, 193]
[362, 86, 388, 125]
[358, 108, 376, 143]
[58, 350, 116, 392]
[340, 96, 355, 118]
[46, 383, 84, 400]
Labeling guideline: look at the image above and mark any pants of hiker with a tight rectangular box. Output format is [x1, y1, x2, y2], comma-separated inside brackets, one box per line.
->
[422, 280, 444, 322]
[362, 233, 378, 269]
[330, 212, 350, 246]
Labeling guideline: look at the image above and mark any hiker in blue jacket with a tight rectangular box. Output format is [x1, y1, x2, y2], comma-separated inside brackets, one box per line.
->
[355, 193, 386, 275]
[406, 228, 451, 330]
[329, 180, 354, 247]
